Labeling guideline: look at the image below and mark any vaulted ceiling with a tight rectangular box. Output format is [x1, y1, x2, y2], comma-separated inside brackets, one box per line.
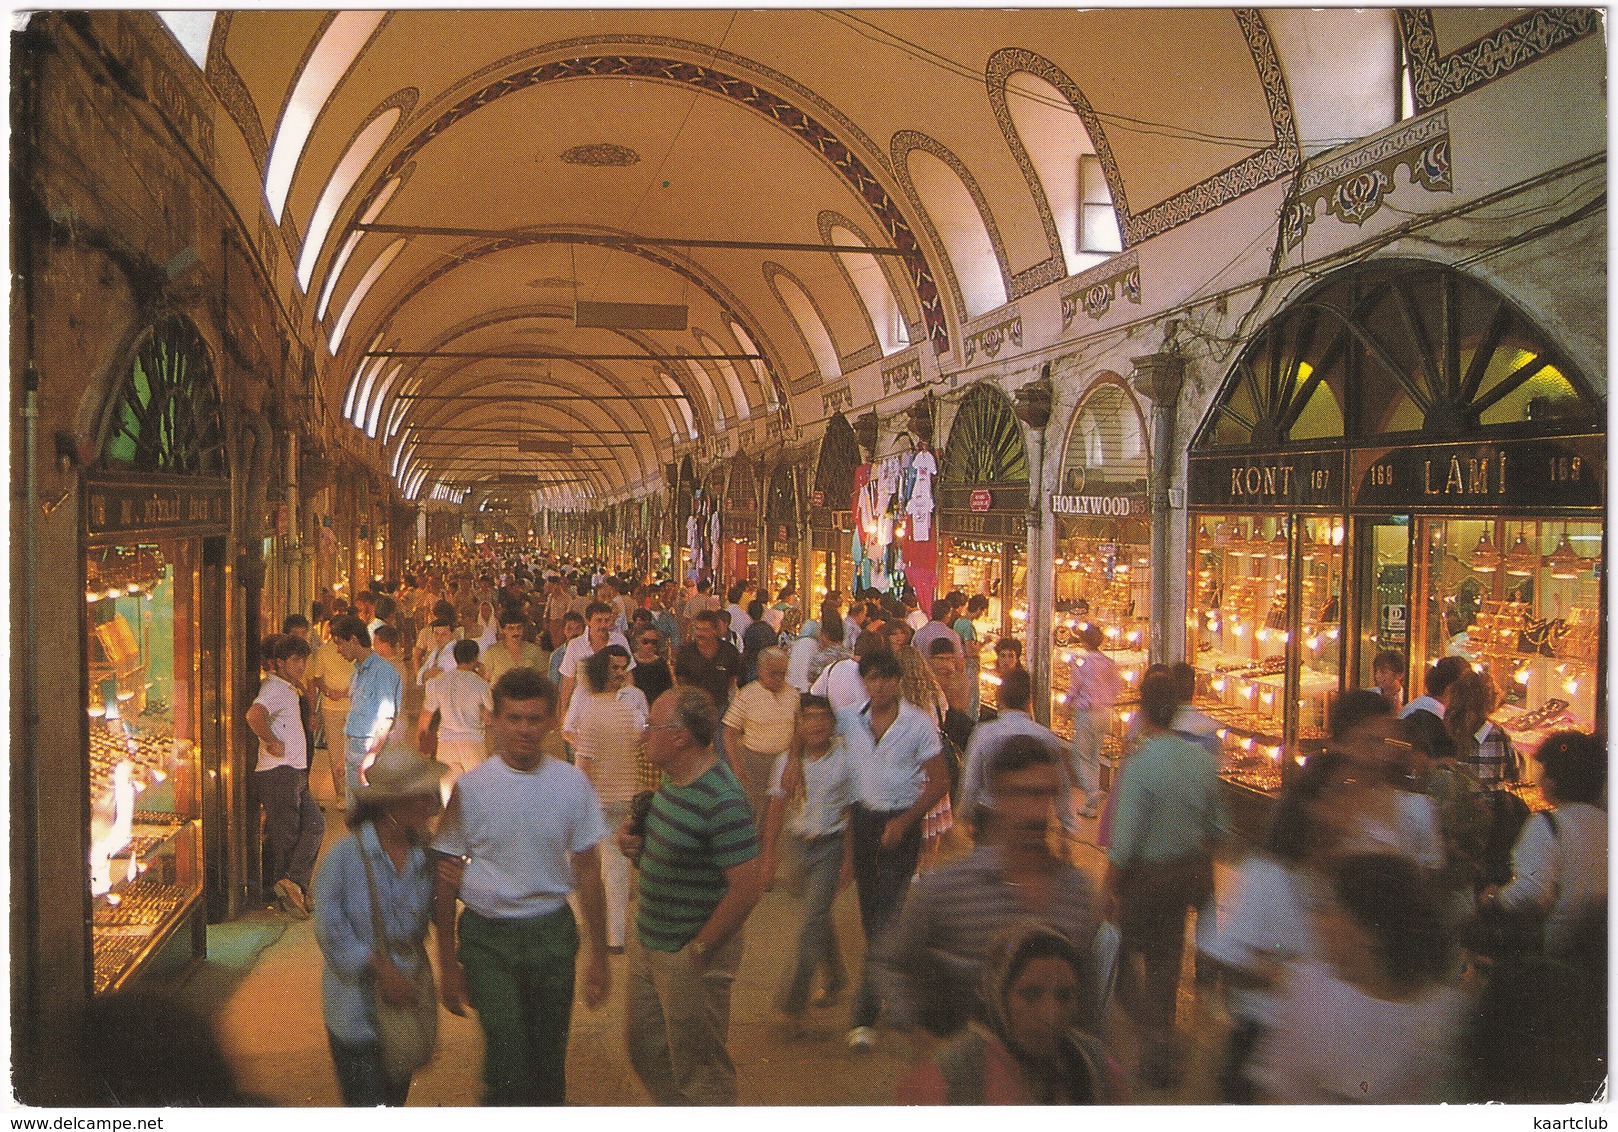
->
[184, 8, 1469, 511]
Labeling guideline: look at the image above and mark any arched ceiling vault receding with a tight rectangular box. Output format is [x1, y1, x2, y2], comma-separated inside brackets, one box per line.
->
[195, 9, 1599, 513]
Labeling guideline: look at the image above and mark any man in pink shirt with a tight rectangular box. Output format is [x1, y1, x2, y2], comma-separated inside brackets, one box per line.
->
[1062, 623, 1124, 819]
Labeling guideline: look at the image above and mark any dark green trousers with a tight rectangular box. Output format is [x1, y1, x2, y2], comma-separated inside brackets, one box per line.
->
[457, 904, 578, 1105]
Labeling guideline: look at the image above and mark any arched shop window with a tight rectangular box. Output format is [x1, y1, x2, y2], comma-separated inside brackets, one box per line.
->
[721, 456, 759, 585]
[1187, 260, 1604, 808]
[764, 463, 800, 597]
[938, 383, 1029, 715]
[1049, 379, 1150, 738]
[808, 414, 862, 605]
[101, 315, 229, 476]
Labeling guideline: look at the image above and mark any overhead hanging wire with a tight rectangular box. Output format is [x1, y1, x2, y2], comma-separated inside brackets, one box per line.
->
[820, 10, 1378, 151]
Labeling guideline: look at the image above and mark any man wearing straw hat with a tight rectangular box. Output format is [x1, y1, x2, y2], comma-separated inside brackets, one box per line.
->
[432, 667, 612, 1105]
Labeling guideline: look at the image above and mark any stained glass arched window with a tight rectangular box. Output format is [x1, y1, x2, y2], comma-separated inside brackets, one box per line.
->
[1194, 261, 1600, 451]
[101, 315, 228, 476]
[941, 383, 1028, 485]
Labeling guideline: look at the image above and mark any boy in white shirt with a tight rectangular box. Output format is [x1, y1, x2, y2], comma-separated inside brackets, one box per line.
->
[247, 633, 325, 919]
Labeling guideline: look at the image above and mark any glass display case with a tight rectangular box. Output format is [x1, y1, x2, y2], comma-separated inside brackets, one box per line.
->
[85, 539, 204, 994]
[1411, 518, 1598, 755]
[941, 537, 1027, 714]
[1188, 513, 1344, 794]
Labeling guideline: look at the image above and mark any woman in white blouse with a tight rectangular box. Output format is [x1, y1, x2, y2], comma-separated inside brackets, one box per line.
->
[563, 644, 646, 952]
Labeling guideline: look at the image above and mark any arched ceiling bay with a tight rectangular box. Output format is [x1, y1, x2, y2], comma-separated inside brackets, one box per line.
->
[207, 8, 1408, 506]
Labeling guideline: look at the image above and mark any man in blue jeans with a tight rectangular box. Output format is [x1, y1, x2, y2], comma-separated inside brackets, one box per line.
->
[835, 649, 949, 1050]
[330, 615, 402, 800]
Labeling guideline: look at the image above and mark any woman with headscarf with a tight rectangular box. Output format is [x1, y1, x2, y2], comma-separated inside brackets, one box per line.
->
[897, 921, 1123, 1104]
[313, 745, 447, 1106]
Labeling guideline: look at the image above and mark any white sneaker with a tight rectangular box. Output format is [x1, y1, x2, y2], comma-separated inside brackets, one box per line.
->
[847, 1026, 877, 1051]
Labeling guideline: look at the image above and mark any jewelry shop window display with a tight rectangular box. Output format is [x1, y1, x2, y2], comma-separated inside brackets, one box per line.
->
[1190, 513, 1345, 793]
[1189, 260, 1605, 813]
[83, 474, 229, 993]
[1049, 379, 1151, 744]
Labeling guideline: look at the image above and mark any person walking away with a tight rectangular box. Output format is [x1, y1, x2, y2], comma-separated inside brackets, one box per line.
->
[954, 594, 989, 720]
[838, 649, 950, 1050]
[1063, 624, 1124, 819]
[1104, 669, 1225, 1089]
[759, 694, 852, 1026]
[1478, 729, 1607, 960]
[419, 638, 493, 803]
[1199, 752, 1343, 1101]
[313, 746, 447, 1106]
[310, 623, 356, 807]
[331, 616, 403, 802]
[618, 687, 764, 1105]
[877, 737, 1098, 1040]
[912, 598, 963, 664]
[740, 599, 778, 685]
[248, 633, 325, 918]
[1444, 670, 1521, 790]
[897, 921, 1123, 1105]
[785, 617, 821, 693]
[564, 645, 647, 953]
[1250, 853, 1468, 1103]
[721, 646, 799, 821]
[432, 668, 611, 1105]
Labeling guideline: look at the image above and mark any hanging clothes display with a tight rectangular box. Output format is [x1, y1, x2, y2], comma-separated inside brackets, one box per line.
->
[849, 451, 937, 605]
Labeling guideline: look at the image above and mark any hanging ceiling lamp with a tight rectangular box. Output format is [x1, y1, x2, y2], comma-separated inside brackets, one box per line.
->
[1504, 532, 1538, 576]
[1468, 530, 1500, 573]
[1545, 532, 1582, 579]
[1229, 522, 1251, 557]
[1249, 521, 1269, 559]
[1270, 523, 1289, 558]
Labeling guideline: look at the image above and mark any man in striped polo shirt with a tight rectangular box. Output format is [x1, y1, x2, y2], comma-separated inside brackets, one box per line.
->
[618, 685, 763, 1105]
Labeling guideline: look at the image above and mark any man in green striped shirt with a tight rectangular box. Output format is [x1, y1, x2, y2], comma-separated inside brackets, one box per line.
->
[617, 685, 763, 1105]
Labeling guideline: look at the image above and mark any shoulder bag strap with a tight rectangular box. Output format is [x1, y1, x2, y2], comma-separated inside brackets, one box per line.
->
[357, 831, 392, 960]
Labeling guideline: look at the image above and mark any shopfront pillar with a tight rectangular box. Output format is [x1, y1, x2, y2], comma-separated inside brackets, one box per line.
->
[1131, 348, 1185, 666]
[1015, 370, 1055, 725]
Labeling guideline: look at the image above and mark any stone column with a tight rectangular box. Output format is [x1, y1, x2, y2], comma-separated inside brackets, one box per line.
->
[1130, 350, 1186, 667]
[1014, 370, 1054, 724]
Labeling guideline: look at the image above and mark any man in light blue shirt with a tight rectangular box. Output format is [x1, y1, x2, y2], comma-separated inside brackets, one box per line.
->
[331, 615, 403, 799]
[835, 649, 949, 1050]
[958, 667, 1076, 836]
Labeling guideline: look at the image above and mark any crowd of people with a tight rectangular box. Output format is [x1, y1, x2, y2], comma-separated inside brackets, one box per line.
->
[221, 546, 1610, 1108]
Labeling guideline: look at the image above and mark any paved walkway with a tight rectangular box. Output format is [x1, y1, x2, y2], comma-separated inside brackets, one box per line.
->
[163, 739, 1241, 1106]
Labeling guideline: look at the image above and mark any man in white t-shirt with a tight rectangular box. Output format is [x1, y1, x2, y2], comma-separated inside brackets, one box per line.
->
[556, 601, 631, 715]
[420, 637, 494, 800]
[246, 634, 324, 919]
[433, 667, 611, 1105]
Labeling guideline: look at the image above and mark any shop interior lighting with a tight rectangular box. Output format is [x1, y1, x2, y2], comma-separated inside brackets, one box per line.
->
[1545, 531, 1581, 578]
[1228, 524, 1250, 556]
[1468, 530, 1500, 573]
[1504, 532, 1538, 576]
[1270, 527, 1289, 556]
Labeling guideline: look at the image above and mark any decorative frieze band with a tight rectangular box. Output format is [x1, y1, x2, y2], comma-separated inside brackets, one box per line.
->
[1282, 111, 1452, 249]
[963, 315, 1023, 365]
[1060, 250, 1141, 328]
[881, 353, 923, 396]
[822, 382, 853, 417]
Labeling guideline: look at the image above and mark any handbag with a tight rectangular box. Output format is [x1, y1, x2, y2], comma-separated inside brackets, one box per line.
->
[359, 838, 438, 1081]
